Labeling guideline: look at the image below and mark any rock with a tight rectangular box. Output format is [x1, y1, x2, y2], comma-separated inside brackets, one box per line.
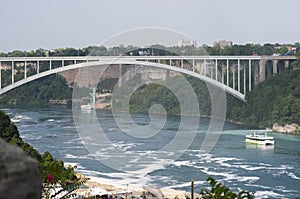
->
[0, 138, 41, 199]
[272, 123, 300, 134]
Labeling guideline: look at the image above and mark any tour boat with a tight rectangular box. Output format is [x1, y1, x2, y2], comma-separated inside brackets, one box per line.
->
[80, 104, 92, 110]
[245, 132, 275, 145]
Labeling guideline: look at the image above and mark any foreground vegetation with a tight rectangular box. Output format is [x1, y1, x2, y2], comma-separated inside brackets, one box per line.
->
[198, 177, 254, 199]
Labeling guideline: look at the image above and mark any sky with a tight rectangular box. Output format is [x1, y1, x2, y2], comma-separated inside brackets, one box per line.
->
[0, 0, 299, 52]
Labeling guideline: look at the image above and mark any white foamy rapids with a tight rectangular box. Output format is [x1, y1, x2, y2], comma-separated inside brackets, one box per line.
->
[78, 169, 151, 190]
[254, 190, 285, 199]
[178, 153, 261, 184]
[249, 183, 298, 199]
[77, 157, 172, 189]
[64, 154, 95, 160]
[20, 134, 42, 140]
[110, 141, 142, 151]
[287, 172, 300, 180]
[194, 152, 280, 173]
[11, 114, 31, 123]
[62, 137, 83, 144]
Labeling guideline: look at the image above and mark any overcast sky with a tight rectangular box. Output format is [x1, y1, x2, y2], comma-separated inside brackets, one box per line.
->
[1, 0, 299, 52]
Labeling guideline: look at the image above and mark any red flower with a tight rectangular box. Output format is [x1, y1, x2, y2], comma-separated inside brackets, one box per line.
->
[46, 174, 54, 183]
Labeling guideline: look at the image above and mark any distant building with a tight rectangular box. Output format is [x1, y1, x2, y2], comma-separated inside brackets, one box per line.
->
[213, 40, 233, 48]
[178, 39, 197, 47]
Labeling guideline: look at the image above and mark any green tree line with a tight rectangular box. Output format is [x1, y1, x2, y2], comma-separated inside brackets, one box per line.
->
[229, 70, 300, 130]
[0, 74, 72, 105]
[1, 42, 299, 57]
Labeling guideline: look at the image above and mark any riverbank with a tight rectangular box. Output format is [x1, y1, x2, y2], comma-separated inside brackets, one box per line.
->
[74, 174, 194, 199]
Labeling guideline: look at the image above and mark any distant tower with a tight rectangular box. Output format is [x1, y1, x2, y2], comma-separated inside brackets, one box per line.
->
[178, 39, 197, 47]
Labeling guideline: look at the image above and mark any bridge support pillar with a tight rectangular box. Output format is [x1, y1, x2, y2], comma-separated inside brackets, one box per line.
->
[226, 59, 229, 86]
[12, 61, 14, 84]
[273, 60, 278, 74]
[215, 59, 218, 81]
[249, 59, 252, 91]
[284, 60, 290, 69]
[192, 59, 195, 72]
[232, 65, 235, 90]
[237, 59, 240, 92]
[118, 64, 123, 87]
[24, 61, 27, 79]
[259, 59, 266, 82]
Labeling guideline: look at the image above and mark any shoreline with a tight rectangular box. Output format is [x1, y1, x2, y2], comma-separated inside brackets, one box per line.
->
[74, 174, 195, 199]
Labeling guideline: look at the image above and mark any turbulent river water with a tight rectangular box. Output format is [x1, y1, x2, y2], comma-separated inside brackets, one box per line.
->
[2, 106, 300, 199]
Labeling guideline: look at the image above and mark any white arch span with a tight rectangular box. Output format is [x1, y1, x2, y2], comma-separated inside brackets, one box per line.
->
[0, 58, 245, 101]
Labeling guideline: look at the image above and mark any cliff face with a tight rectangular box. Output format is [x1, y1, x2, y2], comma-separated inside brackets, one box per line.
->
[61, 65, 174, 87]
[272, 123, 300, 134]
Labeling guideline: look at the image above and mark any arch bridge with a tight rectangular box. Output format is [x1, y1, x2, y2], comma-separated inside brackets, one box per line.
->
[0, 55, 297, 101]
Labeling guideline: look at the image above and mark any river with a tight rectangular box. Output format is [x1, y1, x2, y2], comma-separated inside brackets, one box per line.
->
[2, 106, 300, 199]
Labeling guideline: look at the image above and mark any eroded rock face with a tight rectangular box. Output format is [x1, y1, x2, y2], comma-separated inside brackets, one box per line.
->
[272, 123, 300, 134]
[0, 138, 41, 199]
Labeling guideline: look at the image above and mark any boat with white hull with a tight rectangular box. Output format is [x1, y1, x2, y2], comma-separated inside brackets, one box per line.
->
[245, 132, 275, 145]
[81, 104, 92, 110]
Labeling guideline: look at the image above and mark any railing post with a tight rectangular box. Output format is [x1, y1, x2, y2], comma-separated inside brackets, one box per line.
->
[37, 61, 40, 74]
[170, 59, 172, 66]
[50, 60, 52, 70]
[191, 179, 194, 199]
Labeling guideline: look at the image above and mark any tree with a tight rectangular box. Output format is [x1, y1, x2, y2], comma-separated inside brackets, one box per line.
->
[200, 177, 254, 199]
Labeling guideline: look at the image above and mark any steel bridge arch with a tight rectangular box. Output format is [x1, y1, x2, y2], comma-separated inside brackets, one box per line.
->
[0, 59, 245, 101]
